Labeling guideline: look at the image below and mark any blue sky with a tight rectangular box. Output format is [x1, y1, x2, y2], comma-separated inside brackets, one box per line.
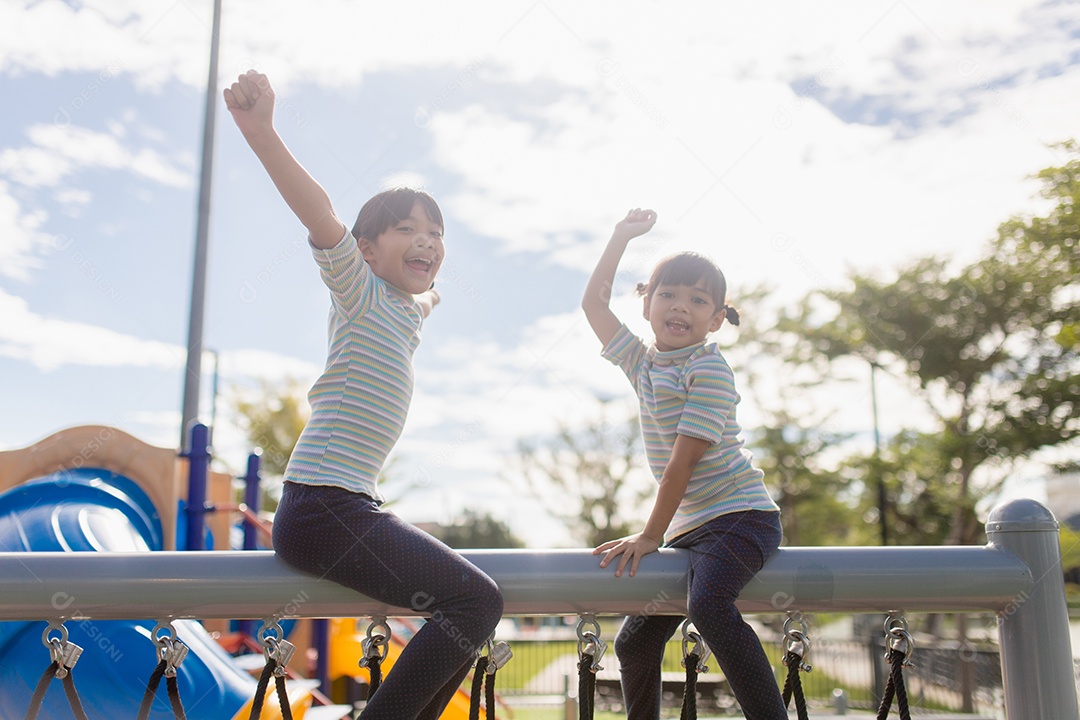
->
[2, 1, 1078, 545]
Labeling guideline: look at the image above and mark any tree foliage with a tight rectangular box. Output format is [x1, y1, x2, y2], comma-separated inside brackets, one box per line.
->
[723, 285, 860, 546]
[752, 410, 859, 546]
[790, 142, 1080, 544]
[516, 403, 653, 547]
[436, 509, 525, 549]
[231, 377, 309, 477]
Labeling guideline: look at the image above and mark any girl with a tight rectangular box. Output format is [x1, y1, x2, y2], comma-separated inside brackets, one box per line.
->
[582, 208, 786, 719]
[225, 70, 503, 719]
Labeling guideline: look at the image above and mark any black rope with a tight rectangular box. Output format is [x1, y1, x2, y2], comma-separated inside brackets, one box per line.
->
[274, 673, 293, 720]
[875, 648, 912, 720]
[680, 651, 699, 720]
[469, 656, 489, 720]
[248, 658, 294, 720]
[23, 662, 58, 720]
[24, 661, 90, 720]
[249, 660, 274, 720]
[366, 654, 383, 700]
[781, 650, 810, 720]
[577, 653, 596, 720]
[60, 672, 90, 720]
[485, 663, 497, 720]
[137, 659, 168, 720]
[167, 674, 187, 719]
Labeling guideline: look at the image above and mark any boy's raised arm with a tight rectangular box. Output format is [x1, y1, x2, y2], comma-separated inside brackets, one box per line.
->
[581, 208, 657, 347]
[225, 71, 346, 250]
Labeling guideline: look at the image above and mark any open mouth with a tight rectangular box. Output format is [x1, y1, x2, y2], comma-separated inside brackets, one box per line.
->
[666, 319, 690, 332]
[406, 257, 434, 274]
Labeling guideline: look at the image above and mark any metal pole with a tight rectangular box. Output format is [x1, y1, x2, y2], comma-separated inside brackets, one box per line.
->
[0, 545, 1032, 621]
[870, 360, 888, 546]
[237, 450, 262, 640]
[986, 498, 1079, 720]
[183, 422, 211, 551]
[313, 618, 330, 697]
[180, 0, 223, 447]
[208, 348, 220, 446]
[242, 451, 261, 551]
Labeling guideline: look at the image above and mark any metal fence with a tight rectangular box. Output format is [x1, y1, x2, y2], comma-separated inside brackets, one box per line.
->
[488, 620, 1008, 717]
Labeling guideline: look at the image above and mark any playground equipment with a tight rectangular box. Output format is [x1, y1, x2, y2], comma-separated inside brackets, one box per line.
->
[1, 425, 1076, 719]
[0, 430, 337, 719]
[0, 425, 491, 719]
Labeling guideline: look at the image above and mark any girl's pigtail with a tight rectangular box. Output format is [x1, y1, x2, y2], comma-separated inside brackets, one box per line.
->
[635, 282, 649, 297]
[724, 305, 741, 326]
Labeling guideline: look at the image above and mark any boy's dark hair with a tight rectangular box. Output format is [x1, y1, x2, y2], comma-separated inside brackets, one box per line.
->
[351, 187, 443, 241]
[636, 251, 740, 325]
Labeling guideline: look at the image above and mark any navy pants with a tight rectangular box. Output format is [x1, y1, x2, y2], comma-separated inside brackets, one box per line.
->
[614, 510, 787, 720]
[273, 482, 504, 720]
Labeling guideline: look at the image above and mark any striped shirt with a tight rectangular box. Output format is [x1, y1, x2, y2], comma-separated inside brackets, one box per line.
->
[602, 324, 779, 541]
[283, 230, 422, 502]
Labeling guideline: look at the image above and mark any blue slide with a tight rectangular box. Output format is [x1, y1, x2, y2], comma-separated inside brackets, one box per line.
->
[0, 468, 258, 719]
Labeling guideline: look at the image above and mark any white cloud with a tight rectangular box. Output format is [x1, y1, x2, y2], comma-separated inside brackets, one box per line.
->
[0, 182, 47, 281]
[1, 0, 226, 88]
[0, 289, 182, 371]
[0, 289, 323, 381]
[0, 123, 191, 189]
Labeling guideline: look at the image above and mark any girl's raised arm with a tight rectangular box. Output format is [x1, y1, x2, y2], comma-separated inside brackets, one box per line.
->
[581, 208, 657, 346]
[225, 71, 346, 250]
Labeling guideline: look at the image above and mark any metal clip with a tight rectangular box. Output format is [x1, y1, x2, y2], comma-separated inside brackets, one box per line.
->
[265, 637, 296, 677]
[680, 621, 712, 673]
[161, 639, 189, 678]
[359, 617, 391, 668]
[42, 623, 82, 679]
[576, 616, 606, 673]
[484, 640, 513, 674]
[884, 615, 915, 668]
[782, 614, 813, 672]
[49, 637, 84, 679]
[152, 622, 189, 678]
[255, 618, 295, 677]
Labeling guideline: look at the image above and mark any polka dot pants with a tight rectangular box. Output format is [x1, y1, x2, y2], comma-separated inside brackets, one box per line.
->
[613, 510, 787, 720]
[273, 482, 504, 720]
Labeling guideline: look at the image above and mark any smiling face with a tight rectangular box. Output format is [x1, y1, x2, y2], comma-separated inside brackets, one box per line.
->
[643, 280, 726, 351]
[358, 200, 444, 295]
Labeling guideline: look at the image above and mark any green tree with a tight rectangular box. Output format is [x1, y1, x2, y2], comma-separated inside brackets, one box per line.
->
[838, 430, 961, 546]
[516, 400, 653, 547]
[781, 143, 1079, 713]
[788, 143, 1080, 546]
[436, 509, 525, 549]
[753, 411, 859, 546]
[723, 285, 860, 546]
[231, 377, 309, 477]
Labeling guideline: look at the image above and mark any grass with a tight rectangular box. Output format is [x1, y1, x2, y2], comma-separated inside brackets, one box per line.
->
[495, 640, 578, 689]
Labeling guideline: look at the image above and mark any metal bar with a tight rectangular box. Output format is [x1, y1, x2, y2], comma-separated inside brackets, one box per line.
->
[182, 422, 210, 551]
[0, 545, 1031, 622]
[987, 499, 1080, 720]
[242, 452, 261, 552]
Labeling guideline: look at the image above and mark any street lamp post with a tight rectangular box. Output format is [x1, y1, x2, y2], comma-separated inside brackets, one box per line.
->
[180, 0, 223, 449]
[870, 360, 888, 546]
